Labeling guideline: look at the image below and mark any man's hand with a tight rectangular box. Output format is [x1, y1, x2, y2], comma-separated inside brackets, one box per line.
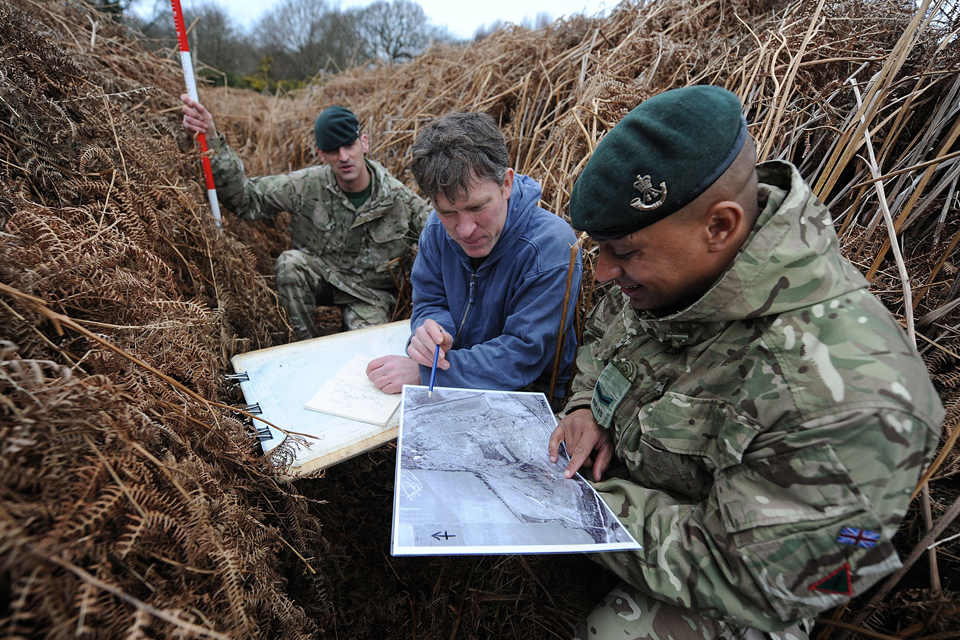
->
[180, 94, 218, 137]
[366, 355, 420, 394]
[549, 408, 614, 482]
[407, 319, 453, 370]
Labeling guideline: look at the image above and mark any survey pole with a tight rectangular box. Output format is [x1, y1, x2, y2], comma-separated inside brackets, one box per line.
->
[170, 0, 222, 228]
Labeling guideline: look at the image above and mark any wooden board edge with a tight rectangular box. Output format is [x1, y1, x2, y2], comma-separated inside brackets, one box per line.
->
[280, 426, 399, 481]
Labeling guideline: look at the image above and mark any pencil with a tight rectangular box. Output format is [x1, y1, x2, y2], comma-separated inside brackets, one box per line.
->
[428, 344, 440, 397]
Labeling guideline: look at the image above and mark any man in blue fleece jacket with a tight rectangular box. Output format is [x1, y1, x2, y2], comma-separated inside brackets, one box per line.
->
[366, 112, 582, 396]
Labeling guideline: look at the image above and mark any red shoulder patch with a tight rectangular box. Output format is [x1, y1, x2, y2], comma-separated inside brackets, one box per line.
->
[808, 563, 852, 596]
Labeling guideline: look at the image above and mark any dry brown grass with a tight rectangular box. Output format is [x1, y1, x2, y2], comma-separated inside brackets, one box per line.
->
[201, 0, 960, 634]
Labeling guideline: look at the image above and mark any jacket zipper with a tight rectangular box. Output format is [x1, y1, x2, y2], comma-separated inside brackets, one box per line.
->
[453, 273, 476, 349]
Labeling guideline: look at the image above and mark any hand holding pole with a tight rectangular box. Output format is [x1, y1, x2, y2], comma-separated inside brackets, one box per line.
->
[170, 0, 222, 228]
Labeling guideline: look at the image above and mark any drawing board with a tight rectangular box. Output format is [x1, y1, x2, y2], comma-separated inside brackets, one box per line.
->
[230, 321, 411, 477]
[392, 386, 640, 555]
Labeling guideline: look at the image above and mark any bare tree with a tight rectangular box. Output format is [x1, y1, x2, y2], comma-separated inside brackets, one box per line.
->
[473, 20, 505, 41]
[357, 0, 450, 64]
[92, 0, 135, 19]
[533, 11, 553, 29]
[476, 12, 553, 41]
[256, 0, 362, 79]
[184, 3, 257, 76]
[133, 0, 450, 83]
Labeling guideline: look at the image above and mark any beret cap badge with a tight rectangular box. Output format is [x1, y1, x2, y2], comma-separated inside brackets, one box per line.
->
[630, 175, 667, 211]
[569, 85, 747, 240]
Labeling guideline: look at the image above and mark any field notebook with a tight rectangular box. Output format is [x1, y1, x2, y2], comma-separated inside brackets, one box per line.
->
[304, 354, 402, 427]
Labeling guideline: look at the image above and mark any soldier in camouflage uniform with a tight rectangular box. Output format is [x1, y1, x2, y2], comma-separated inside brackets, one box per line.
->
[182, 97, 431, 339]
[548, 86, 944, 639]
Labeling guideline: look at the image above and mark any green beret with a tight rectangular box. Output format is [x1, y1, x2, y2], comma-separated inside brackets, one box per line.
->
[570, 85, 747, 239]
[314, 106, 360, 152]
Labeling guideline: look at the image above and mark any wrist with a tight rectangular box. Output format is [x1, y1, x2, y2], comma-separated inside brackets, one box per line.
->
[559, 403, 592, 419]
[207, 131, 226, 152]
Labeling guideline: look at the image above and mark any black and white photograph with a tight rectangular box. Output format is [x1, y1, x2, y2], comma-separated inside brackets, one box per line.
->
[392, 386, 640, 555]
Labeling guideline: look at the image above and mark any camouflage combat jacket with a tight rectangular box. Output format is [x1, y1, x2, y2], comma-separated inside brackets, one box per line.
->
[208, 134, 431, 305]
[566, 161, 944, 631]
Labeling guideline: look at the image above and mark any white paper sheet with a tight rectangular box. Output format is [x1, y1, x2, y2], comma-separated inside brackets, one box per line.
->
[230, 321, 411, 474]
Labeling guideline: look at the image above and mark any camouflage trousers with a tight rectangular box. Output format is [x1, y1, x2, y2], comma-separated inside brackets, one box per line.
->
[574, 582, 812, 640]
[274, 249, 393, 340]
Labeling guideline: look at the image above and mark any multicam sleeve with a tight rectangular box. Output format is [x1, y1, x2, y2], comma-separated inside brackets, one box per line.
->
[207, 134, 298, 221]
[402, 186, 431, 238]
[561, 292, 613, 416]
[589, 407, 941, 631]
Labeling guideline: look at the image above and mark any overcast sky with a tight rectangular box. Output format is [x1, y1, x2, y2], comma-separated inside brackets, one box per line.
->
[144, 0, 613, 40]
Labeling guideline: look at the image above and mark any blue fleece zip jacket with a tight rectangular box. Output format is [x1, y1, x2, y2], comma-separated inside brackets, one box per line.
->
[410, 174, 582, 395]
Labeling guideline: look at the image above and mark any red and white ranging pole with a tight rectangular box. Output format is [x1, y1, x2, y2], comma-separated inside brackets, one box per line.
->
[170, 0, 222, 228]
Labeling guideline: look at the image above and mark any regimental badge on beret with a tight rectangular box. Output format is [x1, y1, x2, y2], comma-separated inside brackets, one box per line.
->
[630, 175, 667, 211]
[570, 85, 748, 239]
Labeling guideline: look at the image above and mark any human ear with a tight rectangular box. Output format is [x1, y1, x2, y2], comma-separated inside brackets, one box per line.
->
[501, 168, 515, 197]
[703, 201, 744, 252]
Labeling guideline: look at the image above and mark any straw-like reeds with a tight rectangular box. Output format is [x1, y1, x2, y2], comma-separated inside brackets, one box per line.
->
[2, 0, 960, 637]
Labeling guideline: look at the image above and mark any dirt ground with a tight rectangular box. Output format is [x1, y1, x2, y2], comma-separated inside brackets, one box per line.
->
[298, 444, 606, 638]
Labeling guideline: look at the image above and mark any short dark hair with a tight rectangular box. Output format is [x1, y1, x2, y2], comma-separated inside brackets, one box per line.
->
[410, 112, 510, 203]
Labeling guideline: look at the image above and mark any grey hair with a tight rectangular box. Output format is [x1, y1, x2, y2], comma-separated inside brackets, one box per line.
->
[410, 112, 510, 203]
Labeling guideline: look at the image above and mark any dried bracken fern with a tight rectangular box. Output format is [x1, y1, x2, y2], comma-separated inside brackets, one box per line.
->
[0, 1, 334, 638]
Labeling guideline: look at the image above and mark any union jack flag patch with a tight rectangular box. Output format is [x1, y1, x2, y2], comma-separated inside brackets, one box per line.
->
[837, 527, 880, 549]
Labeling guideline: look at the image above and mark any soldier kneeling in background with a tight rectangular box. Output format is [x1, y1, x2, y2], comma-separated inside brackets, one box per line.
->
[182, 97, 431, 339]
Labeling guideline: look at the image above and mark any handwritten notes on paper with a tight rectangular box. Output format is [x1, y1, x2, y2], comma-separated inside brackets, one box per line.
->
[304, 355, 401, 427]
